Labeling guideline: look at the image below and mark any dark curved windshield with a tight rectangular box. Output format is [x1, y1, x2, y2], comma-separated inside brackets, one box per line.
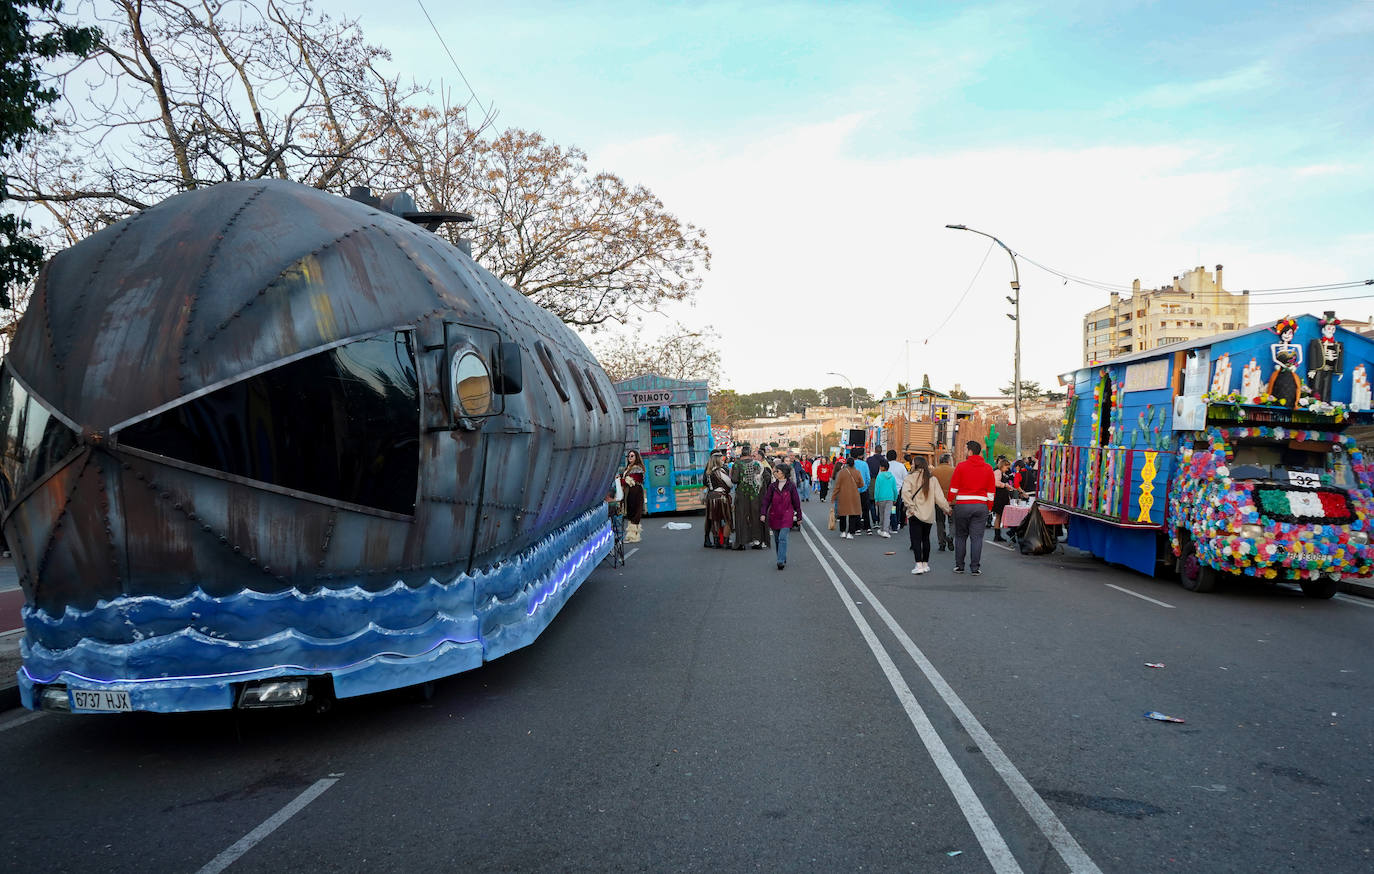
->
[120, 332, 420, 514]
[0, 369, 80, 508]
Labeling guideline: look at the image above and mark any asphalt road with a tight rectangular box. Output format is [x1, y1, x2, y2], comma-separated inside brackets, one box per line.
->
[2, 500, 1373, 873]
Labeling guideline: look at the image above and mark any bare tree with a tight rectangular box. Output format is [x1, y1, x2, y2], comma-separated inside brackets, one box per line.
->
[366, 107, 710, 328]
[6, 0, 412, 243]
[594, 323, 721, 384]
[7, 0, 710, 332]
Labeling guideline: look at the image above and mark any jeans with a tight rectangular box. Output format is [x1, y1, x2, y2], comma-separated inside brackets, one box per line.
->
[908, 518, 932, 562]
[953, 504, 989, 571]
[819, 481, 830, 500]
[774, 526, 789, 564]
[859, 492, 874, 531]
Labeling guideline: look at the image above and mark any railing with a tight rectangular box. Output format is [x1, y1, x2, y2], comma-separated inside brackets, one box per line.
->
[1038, 443, 1175, 528]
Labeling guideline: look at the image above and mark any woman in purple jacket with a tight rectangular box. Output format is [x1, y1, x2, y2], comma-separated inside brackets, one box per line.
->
[761, 465, 802, 570]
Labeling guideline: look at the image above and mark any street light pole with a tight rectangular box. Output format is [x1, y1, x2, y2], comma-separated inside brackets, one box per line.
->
[826, 371, 856, 416]
[944, 224, 1022, 460]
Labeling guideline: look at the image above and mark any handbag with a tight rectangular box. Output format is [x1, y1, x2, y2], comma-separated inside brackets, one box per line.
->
[828, 506, 837, 531]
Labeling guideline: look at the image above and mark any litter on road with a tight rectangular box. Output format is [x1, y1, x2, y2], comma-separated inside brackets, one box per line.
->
[661, 522, 693, 530]
[1144, 711, 1185, 723]
[1145, 663, 1166, 668]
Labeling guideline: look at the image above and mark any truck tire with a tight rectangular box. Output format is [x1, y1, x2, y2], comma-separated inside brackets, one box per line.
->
[1299, 578, 1338, 599]
[1180, 551, 1218, 593]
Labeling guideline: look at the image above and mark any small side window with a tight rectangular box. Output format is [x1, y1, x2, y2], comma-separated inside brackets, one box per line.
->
[451, 352, 492, 416]
[566, 358, 593, 411]
[535, 342, 569, 402]
[584, 367, 609, 413]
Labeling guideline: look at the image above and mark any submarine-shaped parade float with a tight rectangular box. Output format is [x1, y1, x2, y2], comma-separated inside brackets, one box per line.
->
[0, 179, 625, 713]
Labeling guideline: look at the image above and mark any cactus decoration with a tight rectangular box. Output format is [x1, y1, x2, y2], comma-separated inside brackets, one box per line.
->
[1130, 405, 1171, 450]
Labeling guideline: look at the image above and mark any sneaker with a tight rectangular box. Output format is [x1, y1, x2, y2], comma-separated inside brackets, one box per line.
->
[953, 566, 964, 574]
[972, 569, 981, 576]
[777, 562, 785, 570]
[911, 565, 920, 575]
[920, 562, 930, 574]
[878, 531, 891, 539]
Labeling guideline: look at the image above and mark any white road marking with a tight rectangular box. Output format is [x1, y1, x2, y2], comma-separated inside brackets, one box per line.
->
[0, 711, 43, 733]
[803, 515, 1104, 874]
[799, 525, 1022, 874]
[1104, 584, 1176, 609]
[624, 548, 640, 561]
[1334, 593, 1374, 609]
[197, 777, 339, 874]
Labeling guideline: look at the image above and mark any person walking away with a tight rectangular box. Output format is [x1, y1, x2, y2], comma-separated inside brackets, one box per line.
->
[755, 448, 773, 548]
[731, 446, 767, 550]
[901, 456, 951, 575]
[854, 450, 874, 534]
[871, 460, 897, 539]
[948, 441, 996, 575]
[703, 452, 734, 548]
[792, 456, 808, 505]
[864, 445, 885, 532]
[761, 464, 802, 569]
[886, 449, 908, 532]
[992, 457, 1012, 542]
[832, 458, 864, 539]
[621, 450, 647, 543]
[931, 453, 956, 551]
[816, 457, 834, 500]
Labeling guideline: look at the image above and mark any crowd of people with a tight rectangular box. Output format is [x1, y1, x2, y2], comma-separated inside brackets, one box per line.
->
[610, 443, 1040, 577]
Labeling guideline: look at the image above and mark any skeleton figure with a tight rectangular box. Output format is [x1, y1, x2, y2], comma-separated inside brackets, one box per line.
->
[1306, 311, 1344, 402]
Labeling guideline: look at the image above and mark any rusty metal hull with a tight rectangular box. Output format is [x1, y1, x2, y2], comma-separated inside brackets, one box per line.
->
[1, 180, 623, 712]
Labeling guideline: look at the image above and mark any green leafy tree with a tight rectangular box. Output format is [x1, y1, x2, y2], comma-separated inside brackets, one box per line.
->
[921, 373, 931, 390]
[821, 385, 852, 407]
[948, 387, 970, 400]
[0, 0, 98, 307]
[791, 387, 821, 411]
[999, 379, 1042, 403]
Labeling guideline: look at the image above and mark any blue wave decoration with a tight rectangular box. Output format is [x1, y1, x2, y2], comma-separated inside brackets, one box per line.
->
[18, 507, 612, 712]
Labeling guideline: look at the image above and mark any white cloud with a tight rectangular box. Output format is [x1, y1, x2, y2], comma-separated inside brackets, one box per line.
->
[593, 114, 1335, 397]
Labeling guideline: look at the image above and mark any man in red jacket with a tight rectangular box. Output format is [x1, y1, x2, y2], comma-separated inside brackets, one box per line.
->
[947, 441, 996, 575]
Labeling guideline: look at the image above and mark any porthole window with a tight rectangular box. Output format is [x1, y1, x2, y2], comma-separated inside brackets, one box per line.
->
[566, 359, 593, 411]
[451, 351, 493, 417]
[584, 367, 609, 413]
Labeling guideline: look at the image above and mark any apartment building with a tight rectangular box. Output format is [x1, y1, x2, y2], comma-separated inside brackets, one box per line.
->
[1082, 265, 1248, 365]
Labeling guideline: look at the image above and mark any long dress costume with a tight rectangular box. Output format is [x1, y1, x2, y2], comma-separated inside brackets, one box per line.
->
[622, 462, 646, 524]
[731, 460, 766, 546]
[1265, 344, 1304, 408]
[705, 465, 734, 546]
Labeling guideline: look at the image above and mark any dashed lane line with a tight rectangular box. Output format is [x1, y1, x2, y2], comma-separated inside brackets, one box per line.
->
[1104, 583, 1177, 609]
[197, 776, 340, 874]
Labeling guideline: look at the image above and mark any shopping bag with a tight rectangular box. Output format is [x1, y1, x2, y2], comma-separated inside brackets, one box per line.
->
[828, 507, 837, 531]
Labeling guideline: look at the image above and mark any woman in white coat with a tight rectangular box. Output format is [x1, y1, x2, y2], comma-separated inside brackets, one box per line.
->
[900, 456, 951, 575]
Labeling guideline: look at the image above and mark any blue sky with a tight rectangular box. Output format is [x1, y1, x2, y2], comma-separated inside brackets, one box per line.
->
[345, 0, 1374, 395]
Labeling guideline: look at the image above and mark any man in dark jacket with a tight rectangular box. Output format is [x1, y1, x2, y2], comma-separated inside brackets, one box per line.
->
[864, 445, 885, 533]
[947, 442, 996, 575]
